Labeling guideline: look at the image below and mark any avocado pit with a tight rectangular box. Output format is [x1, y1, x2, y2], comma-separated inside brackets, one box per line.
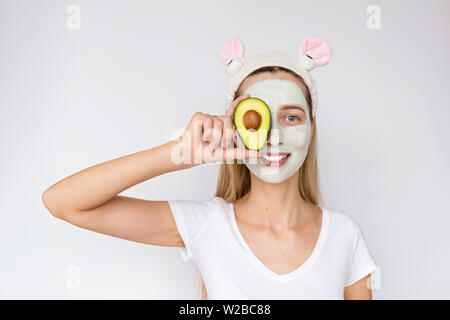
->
[243, 110, 262, 132]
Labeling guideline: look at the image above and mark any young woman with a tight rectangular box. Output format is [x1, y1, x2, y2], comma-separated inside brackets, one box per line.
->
[42, 37, 377, 300]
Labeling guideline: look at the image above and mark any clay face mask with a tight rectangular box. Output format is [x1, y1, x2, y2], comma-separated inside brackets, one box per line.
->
[239, 79, 311, 184]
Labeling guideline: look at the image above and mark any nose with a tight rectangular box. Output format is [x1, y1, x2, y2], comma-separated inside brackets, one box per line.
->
[266, 128, 282, 147]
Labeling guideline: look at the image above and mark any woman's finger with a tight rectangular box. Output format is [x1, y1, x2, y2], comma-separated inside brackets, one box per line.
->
[202, 116, 213, 142]
[218, 116, 234, 149]
[223, 148, 260, 162]
[191, 113, 204, 147]
[210, 118, 223, 151]
[233, 130, 239, 148]
[225, 93, 250, 118]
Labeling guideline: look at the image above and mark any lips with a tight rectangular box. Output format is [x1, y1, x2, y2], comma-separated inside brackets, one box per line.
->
[260, 152, 291, 167]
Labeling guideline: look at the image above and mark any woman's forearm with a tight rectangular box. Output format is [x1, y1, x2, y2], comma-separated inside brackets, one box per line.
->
[42, 139, 189, 215]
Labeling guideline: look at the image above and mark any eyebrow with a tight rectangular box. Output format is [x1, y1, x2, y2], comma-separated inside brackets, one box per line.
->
[278, 104, 306, 112]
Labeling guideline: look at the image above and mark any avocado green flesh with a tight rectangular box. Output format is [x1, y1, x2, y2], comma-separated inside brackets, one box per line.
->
[234, 98, 271, 151]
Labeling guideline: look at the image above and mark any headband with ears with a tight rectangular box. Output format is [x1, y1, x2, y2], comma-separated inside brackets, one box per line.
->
[218, 36, 332, 118]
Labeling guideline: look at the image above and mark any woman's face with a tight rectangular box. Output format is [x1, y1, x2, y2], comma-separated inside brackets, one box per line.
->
[236, 71, 313, 184]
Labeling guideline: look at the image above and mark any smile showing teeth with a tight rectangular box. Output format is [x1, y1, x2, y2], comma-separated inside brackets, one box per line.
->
[259, 152, 291, 168]
[261, 153, 289, 162]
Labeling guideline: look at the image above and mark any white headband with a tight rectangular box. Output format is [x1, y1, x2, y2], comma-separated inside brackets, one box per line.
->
[218, 36, 332, 118]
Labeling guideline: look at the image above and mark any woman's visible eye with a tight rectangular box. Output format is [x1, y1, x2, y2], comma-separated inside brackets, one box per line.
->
[285, 115, 298, 122]
[278, 106, 307, 126]
[279, 112, 305, 125]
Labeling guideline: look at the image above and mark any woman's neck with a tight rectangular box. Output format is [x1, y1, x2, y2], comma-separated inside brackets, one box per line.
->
[235, 172, 314, 230]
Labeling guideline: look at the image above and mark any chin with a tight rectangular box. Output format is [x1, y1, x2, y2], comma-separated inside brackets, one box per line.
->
[247, 166, 298, 184]
[259, 175, 292, 184]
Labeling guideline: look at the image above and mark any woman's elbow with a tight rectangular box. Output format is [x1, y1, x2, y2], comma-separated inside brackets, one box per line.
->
[42, 187, 66, 219]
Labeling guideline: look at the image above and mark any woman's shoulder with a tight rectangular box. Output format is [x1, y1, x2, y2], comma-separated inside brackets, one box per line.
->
[321, 205, 366, 239]
[167, 196, 228, 218]
[207, 196, 230, 207]
[169, 195, 225, 206]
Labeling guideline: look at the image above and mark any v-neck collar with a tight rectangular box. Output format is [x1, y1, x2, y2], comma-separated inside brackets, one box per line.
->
[226, 200, 329, 282]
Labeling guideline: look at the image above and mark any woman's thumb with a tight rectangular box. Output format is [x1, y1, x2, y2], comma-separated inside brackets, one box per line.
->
[225, 148, 260, 162]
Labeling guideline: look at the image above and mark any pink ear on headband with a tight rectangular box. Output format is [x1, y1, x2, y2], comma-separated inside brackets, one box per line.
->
[218, 37, 245, 65]
[300, 36, 332, 67]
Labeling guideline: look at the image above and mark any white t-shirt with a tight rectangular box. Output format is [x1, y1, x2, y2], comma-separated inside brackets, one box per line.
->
[168, 196, 377, 299]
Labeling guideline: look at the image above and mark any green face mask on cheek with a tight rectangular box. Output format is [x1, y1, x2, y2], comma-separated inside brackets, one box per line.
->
[239, 79, 311, 184]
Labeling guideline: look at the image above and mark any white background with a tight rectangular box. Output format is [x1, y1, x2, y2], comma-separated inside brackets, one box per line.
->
[1, 0, 449, 299]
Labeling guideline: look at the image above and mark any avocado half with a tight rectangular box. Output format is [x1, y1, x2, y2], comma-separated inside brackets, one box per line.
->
[234, 97, 271, 151]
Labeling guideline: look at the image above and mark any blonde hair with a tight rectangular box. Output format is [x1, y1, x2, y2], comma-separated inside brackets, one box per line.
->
[200, 66, 321, 299]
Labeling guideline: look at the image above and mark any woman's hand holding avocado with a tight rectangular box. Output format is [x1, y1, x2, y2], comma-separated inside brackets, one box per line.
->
[171, 94, 260, 167]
